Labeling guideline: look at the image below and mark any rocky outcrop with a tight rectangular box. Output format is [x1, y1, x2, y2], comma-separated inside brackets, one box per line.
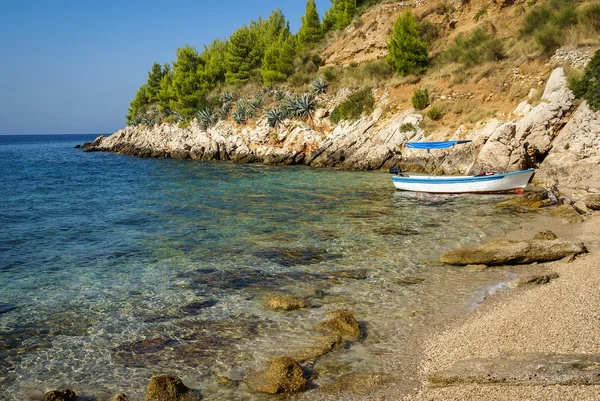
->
[144, 374, 199, 401]
[535, 101, 600, 198]
[83, 66, 600, 196]
[440, 238, 586, 266]
[315, 310, 363, 341]
[245, 357, 307, 394]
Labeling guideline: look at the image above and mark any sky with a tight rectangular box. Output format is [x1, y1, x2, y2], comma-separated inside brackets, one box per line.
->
[0, 0, 330, 135]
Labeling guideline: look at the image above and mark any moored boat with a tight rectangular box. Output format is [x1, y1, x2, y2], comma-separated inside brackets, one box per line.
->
[391, 141, 535, 194]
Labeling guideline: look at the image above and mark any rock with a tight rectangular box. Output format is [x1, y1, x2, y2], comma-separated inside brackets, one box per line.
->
[266, 295, 309, 311]
[517, 272, 559, 286]
[42, 390, 76, 401]
[440, 239, 586, 266]
[110, 393, 130, 401]
[144, 374, 200, 401]
[549, 204, 584, 224]
[584, 194, 600, 210]
[493, 191, 550, 212]
[215, 376, 236, 388]
[292, 335, 343, 362]
[573, 201, 590, 214]
[532, 230, 558, 240]
[315, 310, 362, 341]
[245, 357, 307, 394]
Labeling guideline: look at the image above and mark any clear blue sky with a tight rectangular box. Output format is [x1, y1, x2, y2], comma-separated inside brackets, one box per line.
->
[0, 0, 330, 135]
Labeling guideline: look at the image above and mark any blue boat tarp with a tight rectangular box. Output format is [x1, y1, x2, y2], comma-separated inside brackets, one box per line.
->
[406, 140, 472, 150]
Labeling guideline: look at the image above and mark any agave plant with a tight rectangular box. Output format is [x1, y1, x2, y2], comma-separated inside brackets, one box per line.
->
[220, 92, 236, 103]
[232, 109, 248, 125]
[196, 108, 218, 130]
[289, 93, 316, 121]
[219, 102, 232, 120]
[311, 77, 328, 95]
[248, 97, 262, 112]
[274, 89, 286, 101]
[266, 108, 285, 128]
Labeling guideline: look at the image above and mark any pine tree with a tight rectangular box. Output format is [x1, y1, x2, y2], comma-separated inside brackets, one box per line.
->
[169, 46, 206, 117]
[157, 64, 174, 111]
[126, 84, 150, 125]
[387, 9, 428, 76]
[297, 0, 323, 49]
[323, 0, 356, 33]
[199, 39, 228, 87]
[261, 33, 297, 85]
[225, 26, 262, 84]
[146, 63, 165, 104]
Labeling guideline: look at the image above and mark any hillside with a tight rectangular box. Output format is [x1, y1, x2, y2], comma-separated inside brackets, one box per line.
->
[86, 0, 600, 198]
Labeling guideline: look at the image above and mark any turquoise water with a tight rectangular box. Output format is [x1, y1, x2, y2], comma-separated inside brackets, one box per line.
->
[0, 135, 527, 400]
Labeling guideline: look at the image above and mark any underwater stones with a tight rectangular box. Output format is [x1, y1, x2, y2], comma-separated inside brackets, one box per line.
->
[517, 272, 559, 286]
[109, 393, 130, 401]
[181, 299, 218, 314]
[42, 389, 76, 401]
[245, 357, 308, 394]
[324, 268, 369, 281]
[549, 204, 584, 224]
[0, 304, 16, 315]
[266, 295, 309, 311]
[316, 310, 362, 341]
[533, 230, 559, 241]
[394, 276, 425, 286]
[215, 376, 237, 388]
[584, 194, 600, 210]
[493, 191, 551, 212]
[144, 374, 200, 401]
[440, 239, 586, 266]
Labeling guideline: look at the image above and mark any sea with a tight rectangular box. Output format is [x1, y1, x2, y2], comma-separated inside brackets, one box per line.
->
[0, 134, 532, 400]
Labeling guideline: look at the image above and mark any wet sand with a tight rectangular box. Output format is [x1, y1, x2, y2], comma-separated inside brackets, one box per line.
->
[407, 211, 600, 400]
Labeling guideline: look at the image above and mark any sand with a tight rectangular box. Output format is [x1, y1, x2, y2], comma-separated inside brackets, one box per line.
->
[405, 212, 600, 401]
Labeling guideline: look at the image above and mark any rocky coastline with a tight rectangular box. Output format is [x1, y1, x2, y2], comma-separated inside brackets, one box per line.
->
[82, 66, 600, 199]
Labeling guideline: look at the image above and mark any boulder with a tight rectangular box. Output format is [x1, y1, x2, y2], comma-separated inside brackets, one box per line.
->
[315, 310, 362, 341]
[584, 194, 600, 210]
[266, 295, 309, 311]
[42, 390, 76, 401]
[440, 239, 586, 266]
[144, 374, 200, 401]
[110, 393, 130, 401]
[245, 357, 307, 394]
[549, 204, 584, 224]
[292, 335, 343, 362]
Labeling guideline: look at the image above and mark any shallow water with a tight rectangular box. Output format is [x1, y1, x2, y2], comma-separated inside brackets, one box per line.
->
[0, 134, 531, 400]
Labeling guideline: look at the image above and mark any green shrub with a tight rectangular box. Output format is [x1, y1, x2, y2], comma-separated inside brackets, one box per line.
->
[534, 24, 561, 54]
[474, 7, 487, 22]
[445, 28, 505, 67]
[411, 88, 429, 110]
[520, 5, 553, 35]
[571, 49, 600, 111]
[579, 2, 600, 33]
[418, 19, 439, 44]
[330, 88, 375, 124]
[400, 123, 416, 132]
[323, 67, 339, 83]
[426, 105, 443, 121]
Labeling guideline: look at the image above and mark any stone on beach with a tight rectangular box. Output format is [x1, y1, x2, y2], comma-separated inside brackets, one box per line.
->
[549, 204, 584, 224]
[42, 389, 76, 401]
[584, 194, 600, 210]
[110, 393, 130, 401]
[532, 230, 558, 240]
[144, 374, 200, 401]
[440, 239, 586, 266]
[244, 357, 307, 394]
[517, 272, 559, 286]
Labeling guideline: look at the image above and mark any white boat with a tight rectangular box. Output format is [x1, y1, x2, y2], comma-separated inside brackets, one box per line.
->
[391, 141, 535, 194]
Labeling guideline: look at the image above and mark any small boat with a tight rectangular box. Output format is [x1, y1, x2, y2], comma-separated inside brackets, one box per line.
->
[391, 141, 535, 194]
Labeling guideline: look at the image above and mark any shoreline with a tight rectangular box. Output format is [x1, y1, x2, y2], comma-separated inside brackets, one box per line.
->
[404, 211, 600, 400]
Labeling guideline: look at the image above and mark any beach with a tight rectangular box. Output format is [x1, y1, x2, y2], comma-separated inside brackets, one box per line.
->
[408, 211, 600, 400]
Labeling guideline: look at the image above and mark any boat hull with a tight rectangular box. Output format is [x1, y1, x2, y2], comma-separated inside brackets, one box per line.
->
[392, 169, 535, 194]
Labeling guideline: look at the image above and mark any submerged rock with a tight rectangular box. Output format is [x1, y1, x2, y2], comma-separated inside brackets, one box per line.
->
[315, 310, 362, 341]
[440, 239, 586, 266]
[266, 295, 309, 311]
[292, 335, 343, 362]
[144, 374, 200, 401]
[42, 389, 76, 401]
[245, 357, 307, 394]
[110, 393, 130, 401]
[394, 276, 425, 286]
